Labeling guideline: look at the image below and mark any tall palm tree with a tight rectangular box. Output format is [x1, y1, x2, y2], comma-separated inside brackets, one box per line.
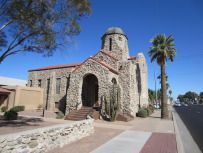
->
[169, 90, 172, 97]
[149, 34, 176, 119]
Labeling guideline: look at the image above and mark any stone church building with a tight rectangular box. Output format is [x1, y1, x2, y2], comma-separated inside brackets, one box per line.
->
[28, 27, 148, 117]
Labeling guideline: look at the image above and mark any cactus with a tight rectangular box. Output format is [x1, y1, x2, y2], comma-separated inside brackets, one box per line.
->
[101, 84, 120, 121]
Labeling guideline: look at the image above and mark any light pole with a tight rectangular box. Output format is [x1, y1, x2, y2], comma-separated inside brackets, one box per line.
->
[154, 67, 157, 106]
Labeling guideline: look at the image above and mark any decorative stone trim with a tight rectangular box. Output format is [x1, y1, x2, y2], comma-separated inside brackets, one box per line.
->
[0, 119, 94, 153]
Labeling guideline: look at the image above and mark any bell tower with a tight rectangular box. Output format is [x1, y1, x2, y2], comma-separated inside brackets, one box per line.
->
[101, 27, 129, 61]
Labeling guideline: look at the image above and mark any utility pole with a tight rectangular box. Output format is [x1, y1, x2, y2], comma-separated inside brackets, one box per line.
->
[154, 67, 157, 105]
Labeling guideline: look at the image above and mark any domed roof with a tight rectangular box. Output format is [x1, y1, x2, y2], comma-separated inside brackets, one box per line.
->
[105, 27, 125, 35]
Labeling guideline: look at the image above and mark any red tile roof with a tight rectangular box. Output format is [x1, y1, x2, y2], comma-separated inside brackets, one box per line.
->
[72, 56, 119, 75]
[29, 63, 81, 72]
[99, 50, 118, 61]
[91, 57, 119, 74]
[128, 56, 136, 60]
[0, 87, 11, 94]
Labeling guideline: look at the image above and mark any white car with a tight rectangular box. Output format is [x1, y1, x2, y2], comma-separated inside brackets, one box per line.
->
[154, 103, 160, 109]
[182, 103, 188, 106]
[174, 103, 181, 107]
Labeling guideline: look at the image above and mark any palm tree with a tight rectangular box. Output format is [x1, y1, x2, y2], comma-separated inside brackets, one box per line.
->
[169, 90, 172, 97]
[149, 34, 176, 119]
[168, 89, 173, 103]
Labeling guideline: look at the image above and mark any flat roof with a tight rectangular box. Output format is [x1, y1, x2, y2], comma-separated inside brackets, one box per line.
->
[0, 76, 27, 86]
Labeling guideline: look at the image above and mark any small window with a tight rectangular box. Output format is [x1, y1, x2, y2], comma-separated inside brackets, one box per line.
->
[109, 38, 112, 51]
[56, 78, 61, 94]
[30, 80, 32, 87]
[111, 78, 117, 85]
[55, 102, 59, 109]
[38, 79, 42, 87]
[119, 36, 122, 41]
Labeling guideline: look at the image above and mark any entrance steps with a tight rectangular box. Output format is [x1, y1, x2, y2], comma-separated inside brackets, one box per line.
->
[65, 107, 94, 121]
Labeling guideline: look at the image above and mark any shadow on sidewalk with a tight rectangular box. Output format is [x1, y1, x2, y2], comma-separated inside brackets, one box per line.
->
[0, 115, 44, 127]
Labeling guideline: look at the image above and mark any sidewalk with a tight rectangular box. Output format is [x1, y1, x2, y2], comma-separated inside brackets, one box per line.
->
[49, 110, 177, 153]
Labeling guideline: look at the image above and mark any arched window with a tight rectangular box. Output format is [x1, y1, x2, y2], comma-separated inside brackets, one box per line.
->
[111, 78, 117, 85]
[109, 38, 112, 51]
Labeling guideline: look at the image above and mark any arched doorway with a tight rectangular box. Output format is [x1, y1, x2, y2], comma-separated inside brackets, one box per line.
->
[82, 74, 98, 107]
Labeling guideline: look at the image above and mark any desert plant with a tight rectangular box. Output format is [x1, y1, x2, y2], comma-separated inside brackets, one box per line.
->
[137, 108, 148, 118]
[101, 84, 120, 121]
[10, 106, 25, 112]
[4, 110, 18, 120]
[1, 106, 8, 112]
[56, 111, 65, 119]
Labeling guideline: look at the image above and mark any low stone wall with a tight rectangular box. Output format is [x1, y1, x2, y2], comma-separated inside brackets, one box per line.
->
[0, 119, 94, 153]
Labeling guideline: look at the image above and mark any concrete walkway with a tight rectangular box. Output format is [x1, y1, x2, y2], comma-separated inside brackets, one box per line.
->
[48, 110, 177, 153]
[91, 130, 151, 153]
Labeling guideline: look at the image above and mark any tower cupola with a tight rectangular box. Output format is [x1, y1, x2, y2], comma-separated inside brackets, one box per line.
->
[101, 27, 129, 60]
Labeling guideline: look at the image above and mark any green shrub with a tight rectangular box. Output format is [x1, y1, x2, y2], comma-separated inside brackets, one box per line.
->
[137, 108, 148, 118]
[10, 106, 25, 112]
[1, 106, 8, 112]
[56, 111, 64, 119]
[4, 110, 18, 120]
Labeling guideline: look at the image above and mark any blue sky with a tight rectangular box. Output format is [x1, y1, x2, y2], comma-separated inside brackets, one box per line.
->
[0, 0, 203, 98]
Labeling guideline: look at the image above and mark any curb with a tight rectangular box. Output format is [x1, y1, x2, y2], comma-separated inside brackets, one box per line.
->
[172, 111, 185, 153]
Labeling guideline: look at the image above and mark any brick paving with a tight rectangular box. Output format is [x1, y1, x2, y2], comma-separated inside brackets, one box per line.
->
[47, 110, 177, 153]
[140, 132, 177, 153]
[48, 127, 123, 153]
[0, 109, 178, 153]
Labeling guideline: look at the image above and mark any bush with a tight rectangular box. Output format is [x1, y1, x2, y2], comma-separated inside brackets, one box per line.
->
[1, 106, 8, 112]
[56, 111, 64, 119]
[137, 108, 148, 118]
[10, 106, 25, 112]
[4, 110, 18, 120]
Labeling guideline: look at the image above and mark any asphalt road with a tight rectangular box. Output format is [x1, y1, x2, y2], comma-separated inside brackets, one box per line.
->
[175, 104, 203, 152]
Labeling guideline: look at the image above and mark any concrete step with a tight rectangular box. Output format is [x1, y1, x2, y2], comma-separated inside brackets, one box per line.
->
[65, 106, 93, 121]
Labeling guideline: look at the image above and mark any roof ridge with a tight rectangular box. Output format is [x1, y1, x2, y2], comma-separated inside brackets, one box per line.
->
[29, 63, 81, 72]
[72, 56, 118, 75]
[128, 56, 136, 60]
[90, 57, 118, 74]
[100, 50, 119, 61]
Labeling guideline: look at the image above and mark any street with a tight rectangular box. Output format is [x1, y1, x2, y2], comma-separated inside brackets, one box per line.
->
[175, 104, 203, 152]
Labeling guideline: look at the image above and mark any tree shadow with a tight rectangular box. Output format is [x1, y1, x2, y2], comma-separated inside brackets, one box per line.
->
[58, 95, 66, 114]
[0, 115, 44, 127]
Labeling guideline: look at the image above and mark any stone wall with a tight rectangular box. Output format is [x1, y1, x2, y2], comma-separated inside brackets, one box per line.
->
[94, 51, 118, 70]
[0, 119, 94, 153]
[101, 33, 129, 61]
[118, 61, 138, 116]
[66, 59, 115, 114]
[136, 53, 148, 106]
[28, 67, 74, 111]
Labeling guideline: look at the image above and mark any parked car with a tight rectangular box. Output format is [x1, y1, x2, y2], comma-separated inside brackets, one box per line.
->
[182, 103, 188, 106]
[174, 103, 181, 107]
[154, 103, 160, 109]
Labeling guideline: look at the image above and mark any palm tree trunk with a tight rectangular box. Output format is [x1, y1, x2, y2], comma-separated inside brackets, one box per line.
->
[161, 64, 169, 119]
